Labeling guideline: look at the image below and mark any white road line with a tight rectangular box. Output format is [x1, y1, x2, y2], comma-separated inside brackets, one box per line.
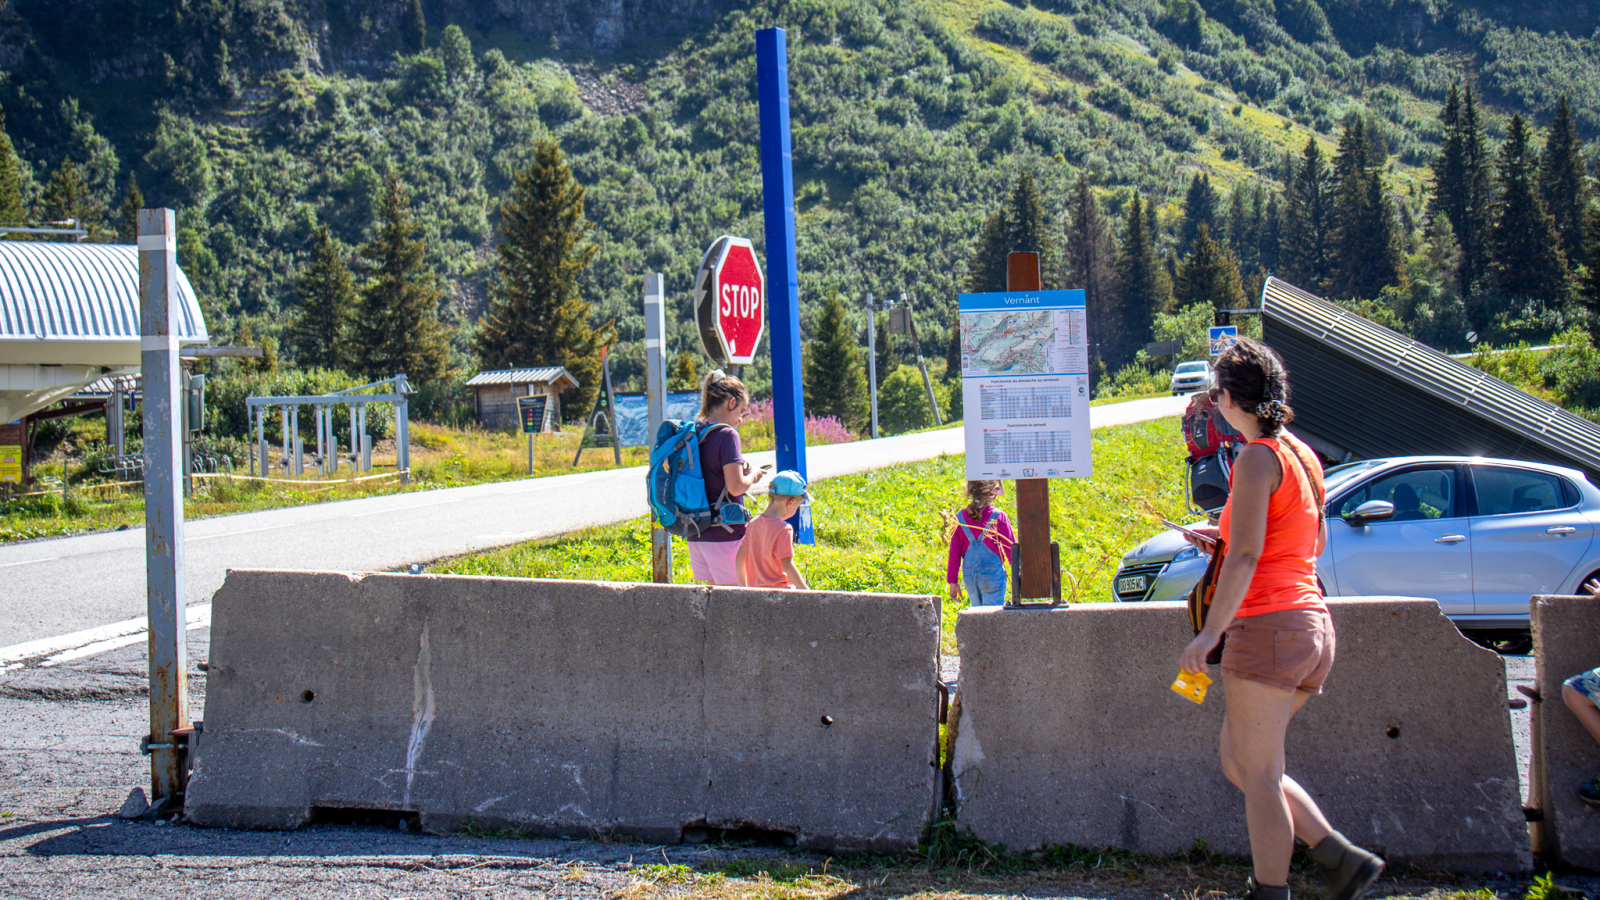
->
[187, 523, 299, 542]
[0, 603, 212, 668]
[0, 556, 61, 569]
[348, 497, 461, 518]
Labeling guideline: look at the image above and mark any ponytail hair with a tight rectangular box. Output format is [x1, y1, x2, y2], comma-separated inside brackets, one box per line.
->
[1213, 336, 1294, 438]
[965, 480, 1002, 517]
[698, 369, 749, 420]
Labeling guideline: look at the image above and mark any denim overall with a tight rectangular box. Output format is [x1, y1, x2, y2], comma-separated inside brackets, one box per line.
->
[960, 509, 1008, 606]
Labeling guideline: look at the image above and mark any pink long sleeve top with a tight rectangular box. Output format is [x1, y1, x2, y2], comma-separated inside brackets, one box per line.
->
[945, 506, 1017, 583]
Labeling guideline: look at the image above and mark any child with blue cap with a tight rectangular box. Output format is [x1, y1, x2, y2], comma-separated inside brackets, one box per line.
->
[736, 470, 811, 590]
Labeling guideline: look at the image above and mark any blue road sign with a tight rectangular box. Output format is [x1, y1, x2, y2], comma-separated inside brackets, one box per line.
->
[1208, 325, 1238, 356]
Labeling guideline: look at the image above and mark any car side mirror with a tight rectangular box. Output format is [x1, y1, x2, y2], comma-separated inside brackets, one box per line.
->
[1343, 499, 1394, 525]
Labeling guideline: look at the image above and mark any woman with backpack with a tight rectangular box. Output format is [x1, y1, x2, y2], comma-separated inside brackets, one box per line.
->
[1176, 338, 1383, 900]
[688, 370, 766, 585]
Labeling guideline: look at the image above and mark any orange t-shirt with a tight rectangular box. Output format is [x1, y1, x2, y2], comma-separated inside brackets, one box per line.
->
[741, 514, 796, 588]
[1217, 435, 1326, 617]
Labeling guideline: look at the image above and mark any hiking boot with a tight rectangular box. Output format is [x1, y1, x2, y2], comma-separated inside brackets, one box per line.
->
[1308, 832, 1385, 900]
[1240, 878, 1289, 900]
[1578, 777, 1600, 809]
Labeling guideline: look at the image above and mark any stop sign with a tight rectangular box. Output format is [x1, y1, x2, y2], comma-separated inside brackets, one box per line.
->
[693, 235, 766, 366]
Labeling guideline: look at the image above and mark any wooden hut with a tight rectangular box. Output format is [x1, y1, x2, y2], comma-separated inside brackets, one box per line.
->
[465, 366, 578, 430]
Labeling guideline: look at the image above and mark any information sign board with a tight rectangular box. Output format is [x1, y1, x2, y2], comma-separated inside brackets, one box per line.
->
[958, 289, 1091, 480]
[1208, 325, 1239, 356]
[614, 391, 701, 449]
[0, 445, 20, 484]
[517, 395, 549, 434]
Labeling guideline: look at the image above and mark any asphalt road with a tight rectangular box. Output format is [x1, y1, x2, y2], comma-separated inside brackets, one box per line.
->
[0, 394, 1187, 654]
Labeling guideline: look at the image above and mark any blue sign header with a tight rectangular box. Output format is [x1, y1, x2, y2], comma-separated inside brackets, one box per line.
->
[958, 289, 1085, 311]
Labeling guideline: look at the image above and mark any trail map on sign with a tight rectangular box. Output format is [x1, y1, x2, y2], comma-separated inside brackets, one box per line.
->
[957, 289, 1092, 480]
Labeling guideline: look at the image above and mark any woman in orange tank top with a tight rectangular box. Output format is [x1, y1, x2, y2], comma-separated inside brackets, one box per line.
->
[1176, 338, 1382, 900]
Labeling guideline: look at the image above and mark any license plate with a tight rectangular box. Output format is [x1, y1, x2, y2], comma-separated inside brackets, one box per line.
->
[1116, 575, 1148, 596]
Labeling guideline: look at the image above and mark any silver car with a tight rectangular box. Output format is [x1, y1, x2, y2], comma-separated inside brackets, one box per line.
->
[1112, 456, 1600, 650]
[1170, 360, 1211, 395]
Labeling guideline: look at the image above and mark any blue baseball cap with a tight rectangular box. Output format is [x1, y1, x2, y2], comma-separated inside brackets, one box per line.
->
[769, 470, 811, 501]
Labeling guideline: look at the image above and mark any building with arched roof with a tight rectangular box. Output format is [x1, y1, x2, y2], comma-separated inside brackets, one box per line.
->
[0, 240, 209, 423]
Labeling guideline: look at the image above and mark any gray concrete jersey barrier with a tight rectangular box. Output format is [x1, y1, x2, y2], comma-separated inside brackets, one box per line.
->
[1532, 594, 1600, 868]
[183, 570, 943, 852]
[951, 597, 1530, 873]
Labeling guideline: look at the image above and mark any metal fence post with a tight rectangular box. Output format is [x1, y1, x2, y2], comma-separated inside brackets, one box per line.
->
[138, 207, 188, 805]
[644, 272, 672, 583]
[866, 292, 879, 439]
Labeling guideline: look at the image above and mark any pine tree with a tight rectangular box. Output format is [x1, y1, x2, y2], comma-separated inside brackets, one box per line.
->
[1328, 117, 1402, 300]
[1488, 114, 1567, 308]
[1179, 172, 1217, 255]
[1579, 206, 1600, 347]
[1281, 138, 1332, 291]
[402, 0, 427, 52]
[117, 179, 142, 245]
[1539, 96, 1589, 269]
[1110, 194, 1169, 367]
[1063, 174, 1118, 379]
[1173, 224, 1246, 311]
[1428, 83, 1491, 299]
[1259, 191, 1283, 275]
[962, 172, 1057, 293]
[288, 224, 357, 372]
[668, 350, 700, 390]
[0, 118, 25, 230]
[1224, 182, 1252, 269]
[353, 174, 451, 385]
[804, 292, 868, 432]
[39, 159, 104, 240]
[476, 139, 611, 413]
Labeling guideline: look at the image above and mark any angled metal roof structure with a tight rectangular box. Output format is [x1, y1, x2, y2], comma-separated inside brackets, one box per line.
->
[1260, 276, 1600, 481]
[0, 241, 209, 366]
[464, 366, 578, 389]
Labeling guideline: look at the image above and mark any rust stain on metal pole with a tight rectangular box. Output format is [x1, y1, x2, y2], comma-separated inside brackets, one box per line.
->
[1006, 252, 1053, 600]
[140, 208, 189, 803]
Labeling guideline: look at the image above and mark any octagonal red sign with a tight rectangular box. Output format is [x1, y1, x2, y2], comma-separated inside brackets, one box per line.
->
[694, 236, 766, 366]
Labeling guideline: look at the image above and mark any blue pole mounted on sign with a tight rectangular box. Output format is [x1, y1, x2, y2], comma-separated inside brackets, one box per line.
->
[756, 27, 812, 545]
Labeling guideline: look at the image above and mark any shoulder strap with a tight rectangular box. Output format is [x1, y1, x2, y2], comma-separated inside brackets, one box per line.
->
[1284, 438, 1324, 509]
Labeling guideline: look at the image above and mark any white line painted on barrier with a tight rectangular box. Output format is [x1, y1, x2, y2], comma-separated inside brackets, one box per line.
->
[0, 556, 60, 569]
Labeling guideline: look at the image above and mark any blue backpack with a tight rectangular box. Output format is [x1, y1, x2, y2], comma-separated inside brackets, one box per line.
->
[646, 420, 746, 537]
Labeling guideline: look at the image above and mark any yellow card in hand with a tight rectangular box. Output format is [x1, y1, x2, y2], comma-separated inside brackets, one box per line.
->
[1171, 669, 1212, 704]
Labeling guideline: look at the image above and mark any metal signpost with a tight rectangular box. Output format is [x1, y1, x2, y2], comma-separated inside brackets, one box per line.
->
[757, 27, 812, 545]
[518, 394, 548, 474]
[643, 273, 673, 582]
[865, 291, 880, 439]
[957, 252, 1092, 603]
[139, 208, 188, 807]
[894, 292, 944, 427]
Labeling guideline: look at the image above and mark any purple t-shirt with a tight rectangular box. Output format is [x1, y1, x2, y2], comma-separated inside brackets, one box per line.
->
[693, 423, 745, 542]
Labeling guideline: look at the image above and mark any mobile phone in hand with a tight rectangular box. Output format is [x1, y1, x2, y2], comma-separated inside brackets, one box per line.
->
[1162, 518, 1216, 547]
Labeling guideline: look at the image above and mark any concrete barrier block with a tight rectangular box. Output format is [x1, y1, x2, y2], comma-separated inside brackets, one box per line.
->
[184, 571, 941, 852]
[1533, 594, 1600, 868]
[952, 597, 1528, 873]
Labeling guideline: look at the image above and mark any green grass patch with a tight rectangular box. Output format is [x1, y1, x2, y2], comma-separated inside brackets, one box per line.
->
[432, 417, 1192, 655]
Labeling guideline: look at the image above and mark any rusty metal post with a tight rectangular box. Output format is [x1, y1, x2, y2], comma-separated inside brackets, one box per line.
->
[1006, 251, 1054, 600]
[139, 207, 189, 803]
[644, 273, 673, 583]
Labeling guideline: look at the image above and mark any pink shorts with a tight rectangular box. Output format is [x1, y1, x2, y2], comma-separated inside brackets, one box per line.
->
[1221, 607, 1336, 694]
[688, 539, 742, 585]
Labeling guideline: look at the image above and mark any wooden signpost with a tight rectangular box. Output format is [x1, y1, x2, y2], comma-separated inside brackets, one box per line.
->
[1006, 251, 1058, 601]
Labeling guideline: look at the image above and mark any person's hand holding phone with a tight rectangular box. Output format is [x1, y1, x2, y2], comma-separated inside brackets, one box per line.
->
[1163, 518, 1219, 553]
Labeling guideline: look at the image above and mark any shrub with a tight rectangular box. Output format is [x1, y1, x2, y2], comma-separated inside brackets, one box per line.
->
[877, 364, 952, 434]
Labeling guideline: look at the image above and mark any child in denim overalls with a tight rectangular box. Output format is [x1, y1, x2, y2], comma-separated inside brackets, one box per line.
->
[946, 480, 1016, 607]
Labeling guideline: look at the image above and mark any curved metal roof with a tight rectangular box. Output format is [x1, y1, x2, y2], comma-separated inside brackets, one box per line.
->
[465, 366, 578, 389]
[1260, 276, 1600, 478]
[0, 241, 208, 347]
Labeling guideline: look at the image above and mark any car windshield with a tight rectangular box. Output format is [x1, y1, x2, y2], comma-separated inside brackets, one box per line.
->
[1323, 459, 1386, 496]
[1175, 362, 1207, 374]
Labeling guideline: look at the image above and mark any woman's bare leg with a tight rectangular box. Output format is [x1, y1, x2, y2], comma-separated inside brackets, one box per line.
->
[1565, 684, 1600, 746]
[1222, 676, 1334, 884]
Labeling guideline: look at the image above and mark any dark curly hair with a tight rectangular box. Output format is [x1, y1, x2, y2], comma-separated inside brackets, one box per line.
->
[1213, 336, 1294, 439]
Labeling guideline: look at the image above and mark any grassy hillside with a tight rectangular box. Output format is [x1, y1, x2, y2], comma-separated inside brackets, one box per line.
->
[2, 0, 1597, 407]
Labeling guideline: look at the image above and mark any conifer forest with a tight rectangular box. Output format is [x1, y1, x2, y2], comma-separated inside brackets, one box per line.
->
[5, 0, 1600, 436]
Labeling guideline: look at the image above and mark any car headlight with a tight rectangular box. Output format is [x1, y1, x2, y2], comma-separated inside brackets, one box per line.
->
[1172, 545, 1202, 563]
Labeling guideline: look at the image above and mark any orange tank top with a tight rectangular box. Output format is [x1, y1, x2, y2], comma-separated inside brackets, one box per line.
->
[1217, 435, 1326, 617]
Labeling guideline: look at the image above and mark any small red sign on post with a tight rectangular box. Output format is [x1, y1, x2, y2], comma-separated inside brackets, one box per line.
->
[694, 235, 766, 366]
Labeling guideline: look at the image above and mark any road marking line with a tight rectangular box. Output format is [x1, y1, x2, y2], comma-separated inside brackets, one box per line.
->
[348, 497, 459, 518]
[0, 603, 211, 667]
[188, 523, 299, 541]
[0, 556, 61, 569]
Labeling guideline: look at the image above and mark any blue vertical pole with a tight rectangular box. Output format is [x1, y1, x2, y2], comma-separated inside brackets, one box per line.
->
[757, 27, 812, 545]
